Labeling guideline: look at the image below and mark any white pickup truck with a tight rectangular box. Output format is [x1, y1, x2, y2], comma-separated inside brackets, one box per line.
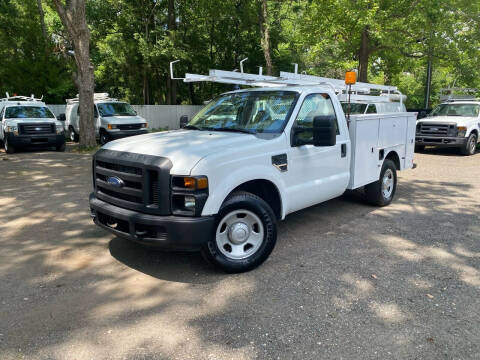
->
[0, 95, 65, 153]
[89, 69, 416, 272]
[415, 99, 479, 155]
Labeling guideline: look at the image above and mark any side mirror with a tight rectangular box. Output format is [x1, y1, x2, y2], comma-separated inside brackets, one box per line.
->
[313, 115, 336, 147]
[179, 115, 189, 128]
[58, 113, 66, 121]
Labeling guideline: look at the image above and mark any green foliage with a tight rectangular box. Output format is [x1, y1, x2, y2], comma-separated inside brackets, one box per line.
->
[0, 0, 479, 108]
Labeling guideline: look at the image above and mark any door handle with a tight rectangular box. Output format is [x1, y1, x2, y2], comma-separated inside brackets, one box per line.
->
[341, 143, 347, 158]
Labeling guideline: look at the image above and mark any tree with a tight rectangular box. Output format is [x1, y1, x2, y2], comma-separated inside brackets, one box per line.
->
[52, 0, 96, 147]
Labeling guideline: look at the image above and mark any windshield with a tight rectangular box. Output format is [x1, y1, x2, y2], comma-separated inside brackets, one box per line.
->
[97, 102, 136, 117]
[5, 106, 55, 119]
[341, 102, 367, 115]
[430, 103, 480, 117]
[188, 91, 298, 133]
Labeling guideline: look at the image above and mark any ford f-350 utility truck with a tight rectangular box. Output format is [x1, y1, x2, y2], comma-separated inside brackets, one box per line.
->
[0, 94, 65, 154]
[89, 67, 417, 273]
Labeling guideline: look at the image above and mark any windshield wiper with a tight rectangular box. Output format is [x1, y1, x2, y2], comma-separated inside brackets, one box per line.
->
[205, 127, 255, 134]
[183, 124, 204, 130]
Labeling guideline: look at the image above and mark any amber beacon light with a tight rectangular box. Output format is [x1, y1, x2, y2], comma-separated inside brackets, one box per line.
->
[345, 71, 357, 85]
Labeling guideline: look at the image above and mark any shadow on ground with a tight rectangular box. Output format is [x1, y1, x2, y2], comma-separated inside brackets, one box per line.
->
[0, 150, 479, 359]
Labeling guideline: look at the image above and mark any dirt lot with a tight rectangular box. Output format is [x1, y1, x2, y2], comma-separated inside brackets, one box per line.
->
[0, 145, 479, 360]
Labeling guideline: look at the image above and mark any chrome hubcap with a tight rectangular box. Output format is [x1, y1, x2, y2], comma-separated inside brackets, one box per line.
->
[216, 210, 264, 260]
[470, 138, 476, 153]
[382, 169, 394, 199]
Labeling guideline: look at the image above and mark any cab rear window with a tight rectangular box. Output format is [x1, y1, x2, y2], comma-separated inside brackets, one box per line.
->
[5, 106, 55, 119]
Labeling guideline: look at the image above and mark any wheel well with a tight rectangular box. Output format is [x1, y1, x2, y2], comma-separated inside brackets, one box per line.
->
[471, 129, 478, 137]
[385, 151, 400, 170]
[231, 179, 282, 219]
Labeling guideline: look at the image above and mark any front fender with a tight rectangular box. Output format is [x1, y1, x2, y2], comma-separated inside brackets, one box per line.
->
[200, 165, 288, 219]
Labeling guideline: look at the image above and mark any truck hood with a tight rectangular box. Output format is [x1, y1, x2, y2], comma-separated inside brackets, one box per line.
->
[419, 116, 478, 127]
[100, 115, 146, 124]
[102, 129, 263, 174]
[4, 118, 62, 126]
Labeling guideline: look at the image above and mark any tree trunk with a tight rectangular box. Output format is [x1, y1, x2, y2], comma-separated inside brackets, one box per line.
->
[35, 0, 48, 51]
[358, 27, 369, 83]
[167, 0, 177, 105]
[258, 0, 273, 75]
[52, 0, 96, 148]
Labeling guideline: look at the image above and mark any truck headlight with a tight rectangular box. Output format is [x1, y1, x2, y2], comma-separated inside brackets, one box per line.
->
[171, 176, 209, 216]
[141, 123, 148, 128]
[457, 126, 467, 137]
[107, 124, 117, 130]
[56, 125, 64, 134]
[5, 125, 18, 135]
[184, 195, 196, 210]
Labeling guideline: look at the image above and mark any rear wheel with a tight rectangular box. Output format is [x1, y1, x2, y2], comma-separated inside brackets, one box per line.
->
[4, 137, 15, 154]
[461, 133, 477, 156]
[69, 126, 79, 142]
[202, 191, 277, 273]
[365, 159, 397, 206]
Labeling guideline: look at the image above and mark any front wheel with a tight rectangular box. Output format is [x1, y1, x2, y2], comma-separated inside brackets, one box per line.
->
[365, 159, 397, 206]
[69, 127, 79, 142]
[56, 143, 66, 152]
[99, 131, 110, 145]
[202, 191, 277, 273]
[461, 133, 477, 156]
[4, 137, 15, 154]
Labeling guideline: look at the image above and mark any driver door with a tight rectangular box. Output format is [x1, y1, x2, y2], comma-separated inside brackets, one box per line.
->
[285, 93, 350, 213]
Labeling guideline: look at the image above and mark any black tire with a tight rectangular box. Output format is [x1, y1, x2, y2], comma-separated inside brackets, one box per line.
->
[415, 145, 425, 152]
[201, 191, 277, 273]
[56, 143, 66, 152]
[69, 126, 79, 142]
[365, 159, 397, 206]
[4, 137, 15, 154]
[99, 130, 110, 145]
[461, 133, 477, 156]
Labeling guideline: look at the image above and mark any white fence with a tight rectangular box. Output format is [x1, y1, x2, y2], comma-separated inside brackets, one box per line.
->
[47, 104, 204, 130]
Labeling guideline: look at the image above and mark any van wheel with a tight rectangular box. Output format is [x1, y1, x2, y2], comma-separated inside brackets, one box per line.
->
[100, 130, 110, 145]
[365, 159, 397, 206]
[69, 126, 79, 142]
[202, 191, 277, 273]
[461, 133, 477, 156]
[4, 137, 15, 154]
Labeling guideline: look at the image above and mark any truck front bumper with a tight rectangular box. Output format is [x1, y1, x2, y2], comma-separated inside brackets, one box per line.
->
[89, 193, 215, 251]
[415, 136, 467, 147]
[108, 129, 148, 140]
[5, 133, 65, 148]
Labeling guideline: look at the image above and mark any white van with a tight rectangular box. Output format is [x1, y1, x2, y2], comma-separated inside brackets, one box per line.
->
[0, 95, 65, 154]
[64, 93, 148, 144]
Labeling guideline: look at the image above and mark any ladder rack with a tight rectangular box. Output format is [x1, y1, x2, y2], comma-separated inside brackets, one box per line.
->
[1, 93, 43, 102]
[66, 93, 117, 104]
[170, 60, 401, 98]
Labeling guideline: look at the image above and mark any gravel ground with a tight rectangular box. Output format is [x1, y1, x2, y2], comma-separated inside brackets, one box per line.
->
[0, 145, 479, 360]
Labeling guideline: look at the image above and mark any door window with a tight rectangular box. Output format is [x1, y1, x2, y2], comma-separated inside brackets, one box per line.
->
[366, 104, 377, 114]
[293, 94, 339, 143]
[0, 107, 4, 120]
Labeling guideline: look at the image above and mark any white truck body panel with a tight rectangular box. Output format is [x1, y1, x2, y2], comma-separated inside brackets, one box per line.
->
[347, 113, 416, 189]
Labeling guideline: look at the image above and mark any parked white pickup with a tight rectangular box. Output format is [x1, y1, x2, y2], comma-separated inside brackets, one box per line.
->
[89, 70, 416, 273]
[416, 100, 480, 155]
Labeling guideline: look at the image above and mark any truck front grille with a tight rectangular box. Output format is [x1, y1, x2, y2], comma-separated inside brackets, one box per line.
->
[19, 123, 55, 135]
[93, 149, 172, 215]
[417, 123, 455, 136]
[117, 123, 143, 131]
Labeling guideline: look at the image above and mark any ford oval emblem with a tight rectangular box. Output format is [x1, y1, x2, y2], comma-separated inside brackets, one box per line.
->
[106, 176, 124, 188]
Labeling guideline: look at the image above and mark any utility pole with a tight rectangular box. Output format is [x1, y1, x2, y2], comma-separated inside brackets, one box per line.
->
[424, 55, 432, 109]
